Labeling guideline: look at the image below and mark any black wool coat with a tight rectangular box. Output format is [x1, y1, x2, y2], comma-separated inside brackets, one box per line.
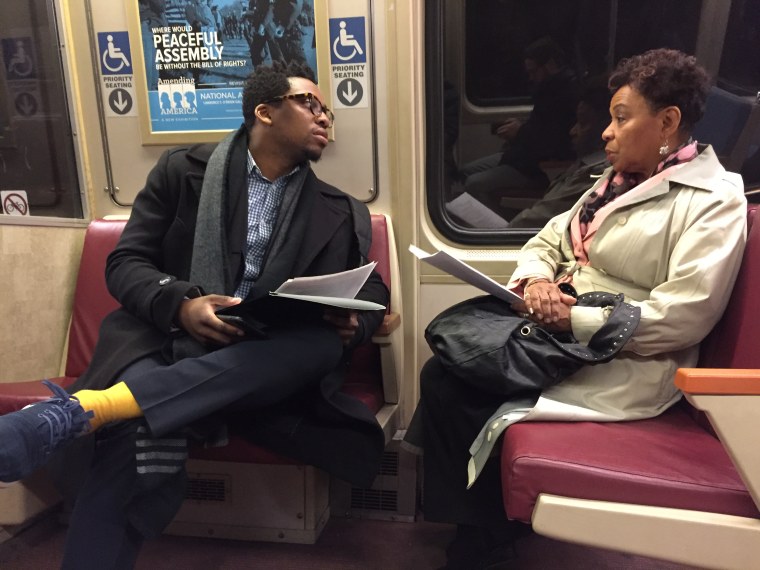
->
[70, 138, 389, 487]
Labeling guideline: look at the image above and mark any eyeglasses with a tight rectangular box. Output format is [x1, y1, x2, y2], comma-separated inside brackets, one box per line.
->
[264, 92, 335, 126]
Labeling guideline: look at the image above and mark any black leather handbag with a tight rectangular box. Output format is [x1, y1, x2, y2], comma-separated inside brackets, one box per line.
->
[424, 292, 640, 396]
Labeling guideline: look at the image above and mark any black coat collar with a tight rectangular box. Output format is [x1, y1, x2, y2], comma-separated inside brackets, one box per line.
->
[185, 134, 351, 289]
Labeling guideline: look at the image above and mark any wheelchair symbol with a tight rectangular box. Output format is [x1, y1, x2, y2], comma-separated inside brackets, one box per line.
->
[102, 34, 131, 73]
[7, 40, 34, 78]
[332, 21, 364, 62]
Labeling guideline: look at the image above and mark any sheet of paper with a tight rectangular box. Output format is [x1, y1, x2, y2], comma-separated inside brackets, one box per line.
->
[272, 261, 377, 299]
[409, 245, 522, 304]
[268, 293, 385, 311]
[445, 192, 509, 229]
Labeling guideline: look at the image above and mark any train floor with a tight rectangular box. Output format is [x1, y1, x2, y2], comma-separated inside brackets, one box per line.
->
[0, 508, 697, 569]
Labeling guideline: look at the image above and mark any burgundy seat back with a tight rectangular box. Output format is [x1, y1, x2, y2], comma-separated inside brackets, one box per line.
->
[342, 215, 391, 413]
[697, 205, 760, 369]
[64, 219, 125, 378]
[367, 215, 391, 303]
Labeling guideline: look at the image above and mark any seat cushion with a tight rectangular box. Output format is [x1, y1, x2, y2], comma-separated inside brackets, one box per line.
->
[0, 378, 72, 415]
[501, 405, 759, 522]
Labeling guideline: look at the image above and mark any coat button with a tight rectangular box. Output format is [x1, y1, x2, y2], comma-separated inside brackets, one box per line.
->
[159, 277, 171, 286]
[617, 216, 627, 225]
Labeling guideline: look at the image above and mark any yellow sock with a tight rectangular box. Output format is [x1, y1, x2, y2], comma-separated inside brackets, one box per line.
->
[74, 382, 143, 431]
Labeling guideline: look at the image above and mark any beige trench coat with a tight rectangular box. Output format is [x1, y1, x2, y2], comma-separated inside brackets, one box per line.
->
[468, 145, 747, 485]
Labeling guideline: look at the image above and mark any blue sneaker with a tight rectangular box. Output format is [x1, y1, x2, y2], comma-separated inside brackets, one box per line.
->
[0, 380, 93, 482]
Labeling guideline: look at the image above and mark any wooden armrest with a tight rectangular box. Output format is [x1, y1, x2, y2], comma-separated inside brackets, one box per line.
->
[675, 368, 760, 395]
[373, 313, 400, 337]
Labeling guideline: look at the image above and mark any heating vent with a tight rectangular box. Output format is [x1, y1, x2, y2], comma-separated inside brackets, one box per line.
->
[330, 435, 417, 521]
[185, 476, 228, 502]
[379, 450, 399, 476]
[350, 488, 398, 512]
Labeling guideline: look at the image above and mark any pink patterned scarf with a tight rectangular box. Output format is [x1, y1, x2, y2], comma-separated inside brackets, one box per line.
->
[578, 140, 699, 237]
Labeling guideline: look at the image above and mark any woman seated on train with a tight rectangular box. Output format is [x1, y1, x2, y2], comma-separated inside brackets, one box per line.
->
[404, 48, 748, 569]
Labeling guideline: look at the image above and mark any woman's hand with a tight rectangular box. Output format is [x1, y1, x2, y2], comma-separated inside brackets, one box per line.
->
[521, 280, 577, 328]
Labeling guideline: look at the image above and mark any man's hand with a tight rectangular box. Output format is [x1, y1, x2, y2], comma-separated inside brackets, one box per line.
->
[495, 118, 522, 141]
[176, 294, 244, 346]
[323, 308, 360, 345]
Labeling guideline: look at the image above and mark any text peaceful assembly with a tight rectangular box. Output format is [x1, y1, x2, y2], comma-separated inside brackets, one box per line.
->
[152, 30, 224, 63]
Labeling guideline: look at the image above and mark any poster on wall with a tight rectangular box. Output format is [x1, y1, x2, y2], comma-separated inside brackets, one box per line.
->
[126, 0, 330, 145]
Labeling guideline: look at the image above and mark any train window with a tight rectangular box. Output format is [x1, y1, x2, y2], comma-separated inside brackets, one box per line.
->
[0, 0, 84, 220]
[719, 0, 760, 96]
[426, 0, 712, 245]
[720, 0, 760, 190]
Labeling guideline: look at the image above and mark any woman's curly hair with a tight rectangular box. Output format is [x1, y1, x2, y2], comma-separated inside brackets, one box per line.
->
[608, 49, 710, 133]
[242, 61, 317, 130]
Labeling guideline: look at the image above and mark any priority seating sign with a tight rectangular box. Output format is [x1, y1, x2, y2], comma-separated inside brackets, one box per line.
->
[329, 17, 368, 109]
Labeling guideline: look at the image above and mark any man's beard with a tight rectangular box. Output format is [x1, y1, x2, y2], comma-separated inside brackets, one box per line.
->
[305, 148, 323, 163]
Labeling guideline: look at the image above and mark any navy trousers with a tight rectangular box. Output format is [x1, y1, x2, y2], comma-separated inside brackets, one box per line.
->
[62, 323, 343, 569]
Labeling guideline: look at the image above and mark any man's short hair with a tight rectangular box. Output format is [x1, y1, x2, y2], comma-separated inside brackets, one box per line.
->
[242, 62, 317, 130]
[524, 37, 565, 67]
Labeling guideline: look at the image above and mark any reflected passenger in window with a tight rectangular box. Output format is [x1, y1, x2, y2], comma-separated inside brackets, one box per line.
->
[507, 80, 611, 228]
[459, 37, 579, 209]
[447, 79, 611, 229]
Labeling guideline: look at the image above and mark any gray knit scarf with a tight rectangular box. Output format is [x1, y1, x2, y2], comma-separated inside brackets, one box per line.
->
[189, 129, 237, 296]
[175, 127, 309, 359]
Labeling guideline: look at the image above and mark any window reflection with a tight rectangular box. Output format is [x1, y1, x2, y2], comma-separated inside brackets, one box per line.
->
[430, 0, 714, 242]
[0, 0, 83, 219]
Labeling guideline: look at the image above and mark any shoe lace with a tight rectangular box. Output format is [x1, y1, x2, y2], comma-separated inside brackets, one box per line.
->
[37, 380, 93, 452]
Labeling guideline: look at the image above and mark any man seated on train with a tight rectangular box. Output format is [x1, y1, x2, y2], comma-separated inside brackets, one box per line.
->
[459, 36, 579, 208]
[0, 61, 389, 569]
[447, 79, 611, 229]
[506, 79, 611, 227]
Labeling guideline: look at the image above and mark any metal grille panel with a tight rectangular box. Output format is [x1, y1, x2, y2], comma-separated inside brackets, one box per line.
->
[185, 476, 228, 502]
[350, 488, 398, 512]
[379, 451, 399, 476]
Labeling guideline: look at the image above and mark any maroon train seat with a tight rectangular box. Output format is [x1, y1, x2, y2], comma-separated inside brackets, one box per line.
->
[0, 215, 395, 467]
[500, 205, 760, 522]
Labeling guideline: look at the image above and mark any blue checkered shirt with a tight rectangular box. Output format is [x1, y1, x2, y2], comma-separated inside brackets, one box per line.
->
[234, 152, 299, 299]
